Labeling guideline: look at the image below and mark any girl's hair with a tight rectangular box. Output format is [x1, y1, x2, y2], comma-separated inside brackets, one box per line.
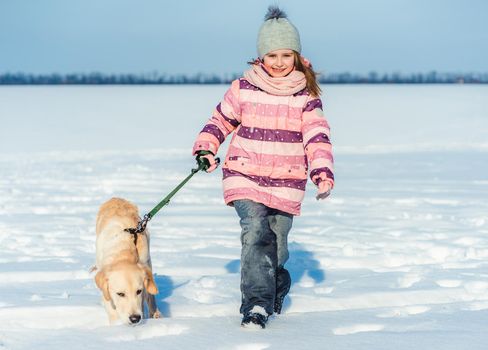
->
[292, 51, 321, 98]
[247, 51, 322, 97]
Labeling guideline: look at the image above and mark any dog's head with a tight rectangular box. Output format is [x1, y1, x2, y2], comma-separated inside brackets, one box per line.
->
[95, 262, 158, 325]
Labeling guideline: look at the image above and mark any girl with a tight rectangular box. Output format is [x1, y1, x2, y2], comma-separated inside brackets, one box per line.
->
[193, 6, 334, 329]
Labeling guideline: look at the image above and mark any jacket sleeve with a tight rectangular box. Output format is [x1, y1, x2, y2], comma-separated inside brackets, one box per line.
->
[301, 95, 335, 188]
[192, 79, 242, 155]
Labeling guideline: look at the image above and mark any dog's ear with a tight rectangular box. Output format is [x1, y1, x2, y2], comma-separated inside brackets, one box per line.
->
[141, 265, 158, 295]
[95, 270, 111, 301]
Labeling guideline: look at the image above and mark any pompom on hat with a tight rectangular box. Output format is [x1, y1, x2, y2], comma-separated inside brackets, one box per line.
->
[257, 6, 301, 58]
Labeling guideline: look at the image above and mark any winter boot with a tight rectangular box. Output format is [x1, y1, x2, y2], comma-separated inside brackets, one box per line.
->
[274, 267, 291, 314]
[241, 306, 268, 329]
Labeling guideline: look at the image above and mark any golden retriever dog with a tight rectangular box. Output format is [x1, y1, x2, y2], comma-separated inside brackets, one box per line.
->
[94, 197, 160, 325]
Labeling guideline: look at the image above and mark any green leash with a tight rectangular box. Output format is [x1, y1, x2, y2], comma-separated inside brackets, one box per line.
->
[125, 152, 219, 237]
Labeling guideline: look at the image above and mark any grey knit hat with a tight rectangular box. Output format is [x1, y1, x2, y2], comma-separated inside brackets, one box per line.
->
[257, 6, 301, 58]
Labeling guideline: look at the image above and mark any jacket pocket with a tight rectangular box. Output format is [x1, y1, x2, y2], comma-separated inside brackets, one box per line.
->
[272, 163, 308, 180]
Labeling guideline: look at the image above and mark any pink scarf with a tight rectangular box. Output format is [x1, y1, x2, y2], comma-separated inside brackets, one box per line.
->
[243, 64, 307, 96]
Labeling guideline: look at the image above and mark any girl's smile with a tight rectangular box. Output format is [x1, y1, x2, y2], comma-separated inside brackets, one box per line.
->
[262, 49, 295, 77]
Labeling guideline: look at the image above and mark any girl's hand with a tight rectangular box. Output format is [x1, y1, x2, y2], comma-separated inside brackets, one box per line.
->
[196, 151, 219, 173]
[316, 181, 331, 200]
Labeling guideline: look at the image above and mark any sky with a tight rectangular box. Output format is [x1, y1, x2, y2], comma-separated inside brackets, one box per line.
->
[0, 0, 487, 75]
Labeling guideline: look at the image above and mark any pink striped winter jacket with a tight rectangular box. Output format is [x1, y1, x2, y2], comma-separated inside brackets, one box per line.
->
[192, 78, 334, 215]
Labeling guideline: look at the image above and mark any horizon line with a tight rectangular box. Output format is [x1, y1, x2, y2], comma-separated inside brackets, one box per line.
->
[1, 70, 488, 85]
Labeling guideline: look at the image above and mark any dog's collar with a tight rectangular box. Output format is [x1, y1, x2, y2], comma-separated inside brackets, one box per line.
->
[127, 231, 138, 246]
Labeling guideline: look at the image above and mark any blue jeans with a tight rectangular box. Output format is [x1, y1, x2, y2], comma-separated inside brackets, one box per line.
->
[233, 199, 294, 315]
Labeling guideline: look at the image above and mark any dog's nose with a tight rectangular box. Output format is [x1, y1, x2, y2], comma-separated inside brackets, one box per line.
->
[129, 314, 141, 324]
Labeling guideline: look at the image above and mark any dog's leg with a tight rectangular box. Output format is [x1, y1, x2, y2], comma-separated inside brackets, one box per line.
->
[145, 290, 161, 318]
[143, 257, 161, 318]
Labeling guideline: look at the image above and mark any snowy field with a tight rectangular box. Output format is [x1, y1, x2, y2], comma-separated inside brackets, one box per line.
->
[0, 85, 488, 349]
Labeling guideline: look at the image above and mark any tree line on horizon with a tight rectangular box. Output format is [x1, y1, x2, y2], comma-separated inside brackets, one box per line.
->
[1, 71, 487, 84]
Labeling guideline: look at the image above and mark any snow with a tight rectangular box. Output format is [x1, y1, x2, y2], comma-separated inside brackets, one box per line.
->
[1, 85, 488, 349]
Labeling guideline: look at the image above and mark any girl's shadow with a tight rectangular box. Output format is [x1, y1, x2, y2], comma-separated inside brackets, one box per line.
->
[225, 259, 240, 273]
[283, 242, 326, 312]
[287, 242, 325, 285]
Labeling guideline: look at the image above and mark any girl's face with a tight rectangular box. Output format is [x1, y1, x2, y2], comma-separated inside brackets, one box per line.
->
[262, 49, 295, 77]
